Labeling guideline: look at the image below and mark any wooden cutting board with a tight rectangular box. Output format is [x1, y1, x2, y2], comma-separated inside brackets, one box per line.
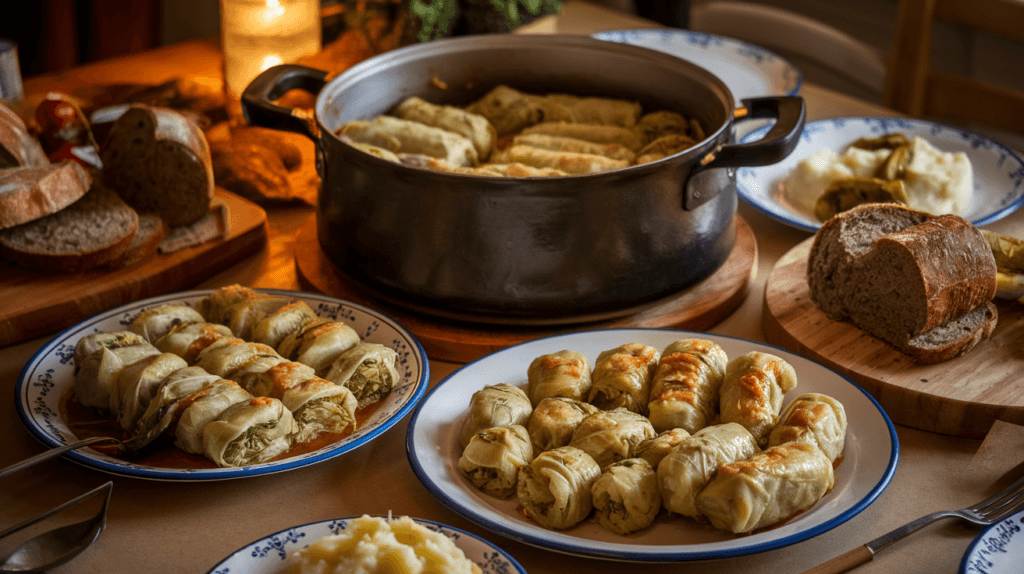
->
[763, 236, 1024, 439]
[0, 188, 267, 347]
[296, 214, 758, 363]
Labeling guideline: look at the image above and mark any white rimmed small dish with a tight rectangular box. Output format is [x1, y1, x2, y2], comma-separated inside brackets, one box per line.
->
[205, 516, 525, 574]
[737, 116, 1024, 232]
[406, 328, 899, 562]
[960, 507, 1024, 574]
[14, 289, 429, 482]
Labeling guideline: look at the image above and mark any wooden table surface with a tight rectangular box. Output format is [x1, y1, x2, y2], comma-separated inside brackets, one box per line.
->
[2, 2, 1024, 573]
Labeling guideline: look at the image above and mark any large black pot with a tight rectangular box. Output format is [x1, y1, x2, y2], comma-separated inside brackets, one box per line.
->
[242, 34, 804, 322]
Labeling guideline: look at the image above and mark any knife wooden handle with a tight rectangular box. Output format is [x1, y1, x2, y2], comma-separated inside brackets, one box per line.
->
[799, 546, 874, 574]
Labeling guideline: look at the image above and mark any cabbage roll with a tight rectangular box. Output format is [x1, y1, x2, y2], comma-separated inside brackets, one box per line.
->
[459, 383, 533, 449]
[520, 122, 645, 151]
[196, 284, 259, 325]
[129, 303, 205, 343]
[223, 296, 295, 340]
[490, 144, 629, 175]
[73, 332, 146, 371]
[568, 408, 656, 469]
[323, 342, 400, 408]
[526, 350, 592, 407]
[633, 111, 701, 146]
[695, 442, 835, 533]
[648, 339, 727, 434]
[546, 94, 643, 128]
[113, 352, 188, 430]
[345, 140, 401, 162]
[402, 154, 568, 177]
[340, 116, 479, 167]
[657, 422, 759, 519]
[719, 352, 798, 446]
[465, 85, 575, 137]
[277, 317, 360, 375]
[280, 377, 358, 443]
[393, 96, 497, 161]
[246, 360, 317, 398]
[154, 321, 234, 363]
[592, 458, 661, 535]
[195, 339, 277, 378]
[586, 343, 660, 414]
[75, 333, 160, 410]
[516, 446, 601, 529]
[510, 133, 636, 162]
[174, 380, 253, 454]
[224, 354, 289, 394]
[458, 424, 534, 498]
[634, 134, 697, 165]
[122, 368, 224, 452]
[634, 428, 691, 470]
[250, 301, 318, 349]
[203, 396, 297, 467]
[768, 393, 847, 463]
[526, 397, 600, 453]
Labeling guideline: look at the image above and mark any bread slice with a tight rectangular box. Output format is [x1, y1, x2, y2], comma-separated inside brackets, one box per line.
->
[807, 203, 998, 363]
[0, 162, 92, 229]
[100, 104, 214, 227]
[106, 212, 167, 268]
[0, 100, 50, 168]
[0, 184, 138, 271]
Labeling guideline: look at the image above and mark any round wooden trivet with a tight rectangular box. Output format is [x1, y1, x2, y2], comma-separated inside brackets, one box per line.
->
[763, 236, 1024, 439]
[295, 214, 758, 363]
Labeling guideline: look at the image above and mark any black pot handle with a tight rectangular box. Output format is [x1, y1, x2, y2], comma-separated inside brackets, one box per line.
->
[684, 96, 805, 210]
[240, 64, 329, 142]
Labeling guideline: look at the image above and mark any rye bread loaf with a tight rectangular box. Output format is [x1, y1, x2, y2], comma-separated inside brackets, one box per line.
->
[807, 203, 998, 363]
[0, 184, 138, 272]
[0, 162, 92, 229]
[106, 212, 167, 268]
[100, 104, 214, 227]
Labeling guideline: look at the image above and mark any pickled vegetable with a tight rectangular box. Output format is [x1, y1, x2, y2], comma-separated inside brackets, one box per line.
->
[814, 177, 908, 221]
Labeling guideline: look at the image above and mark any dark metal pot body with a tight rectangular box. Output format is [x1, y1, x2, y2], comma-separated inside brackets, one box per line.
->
[243, 35, 805, 320]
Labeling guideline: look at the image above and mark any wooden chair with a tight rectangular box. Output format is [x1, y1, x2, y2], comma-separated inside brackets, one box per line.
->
[885, 0, 1024, 136]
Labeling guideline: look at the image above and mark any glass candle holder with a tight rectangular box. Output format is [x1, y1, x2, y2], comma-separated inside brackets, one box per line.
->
[220, 0, 322, 100]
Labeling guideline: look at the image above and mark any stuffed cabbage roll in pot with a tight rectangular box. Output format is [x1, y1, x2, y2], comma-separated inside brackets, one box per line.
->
[695, 441, 835, 533]
[323, 342, 400, 408]
[592, 458, 661, 535]
[719, 352, 798, 446]
[634, 428, 691, 471]
[657, 422, 759, 519]
[203, 396, 297, 467]
[393, 96, 497, 161]
[586, 343, 660, 414]
[459, 383, 532, 448]
[526, 350, 592, 407]
[458, 424, 534, 498]
[647, 339, 728, 434]
[516, 446, 601, 530]
[768, 393, 847, 464]
[568, 408, 656, 469]
[526, 397, 600, 453]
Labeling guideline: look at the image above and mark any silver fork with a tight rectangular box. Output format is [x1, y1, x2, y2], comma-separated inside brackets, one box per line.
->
[801, 471, 1024, 574]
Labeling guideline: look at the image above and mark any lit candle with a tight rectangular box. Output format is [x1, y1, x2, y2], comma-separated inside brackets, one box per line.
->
[220, 0, 322, 99]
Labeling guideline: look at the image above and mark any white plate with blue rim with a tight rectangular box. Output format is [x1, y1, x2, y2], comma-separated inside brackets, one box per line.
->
[205, 515, 526, 574]
[736, 116, 1024, 232]
[406, 328, 899, 562]
[14, 288, 429, 482]
[960, 507, 1024, 574]
[592, 28, 802, 106]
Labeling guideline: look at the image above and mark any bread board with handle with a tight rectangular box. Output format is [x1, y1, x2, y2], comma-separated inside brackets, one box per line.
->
[0, 188, 266, 347]
[763, 236, 1024, 439]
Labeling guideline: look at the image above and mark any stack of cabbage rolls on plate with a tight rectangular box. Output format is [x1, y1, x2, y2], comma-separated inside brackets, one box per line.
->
[456, 340, 847, 535]
[337, 85, 705, 177]
[72, 285, 400, 468]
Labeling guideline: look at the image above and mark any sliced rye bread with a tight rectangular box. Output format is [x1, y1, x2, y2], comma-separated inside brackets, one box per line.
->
[0, 101, 50, 169]
[100, 104, 214, 227]
[0, 161, 92, 229]
[0, 184, 138, 272]
[106, 212, 167, 268]
[806, 203, 998, 363]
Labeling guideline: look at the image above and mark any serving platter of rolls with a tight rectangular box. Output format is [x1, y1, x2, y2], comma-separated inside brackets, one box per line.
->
[406, 329, 897, 562]
[14, 286, 428, 481]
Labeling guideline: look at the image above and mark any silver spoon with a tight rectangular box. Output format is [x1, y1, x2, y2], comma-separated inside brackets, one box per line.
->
[0, 437, 123, 481]
[0, 481, 113, 573]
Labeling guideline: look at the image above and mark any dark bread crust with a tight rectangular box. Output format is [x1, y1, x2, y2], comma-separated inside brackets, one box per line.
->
[0, 162, 92, 229]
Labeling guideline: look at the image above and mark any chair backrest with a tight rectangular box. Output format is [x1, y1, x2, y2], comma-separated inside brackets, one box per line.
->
[885, 0, 1024, 136]
[688, 0, 887, 96]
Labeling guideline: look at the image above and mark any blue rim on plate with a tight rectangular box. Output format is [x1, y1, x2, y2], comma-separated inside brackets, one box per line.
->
[405, 328, 899, 562]
[14, 289, 429, 482]
[592, 28, 802, 105]
[205, 515, 526, 574]
[959, 508, 1024, 574]
[737, 116, 1024, 232]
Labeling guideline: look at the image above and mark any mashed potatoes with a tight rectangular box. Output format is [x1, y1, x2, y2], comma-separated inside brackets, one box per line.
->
[289, 515, 482, 574]
[784, 136, 973, 216]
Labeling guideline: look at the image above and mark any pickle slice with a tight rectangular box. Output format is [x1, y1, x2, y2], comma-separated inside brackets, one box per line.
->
[848, 133, 911, 151]
[814, 177, 908, 221]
